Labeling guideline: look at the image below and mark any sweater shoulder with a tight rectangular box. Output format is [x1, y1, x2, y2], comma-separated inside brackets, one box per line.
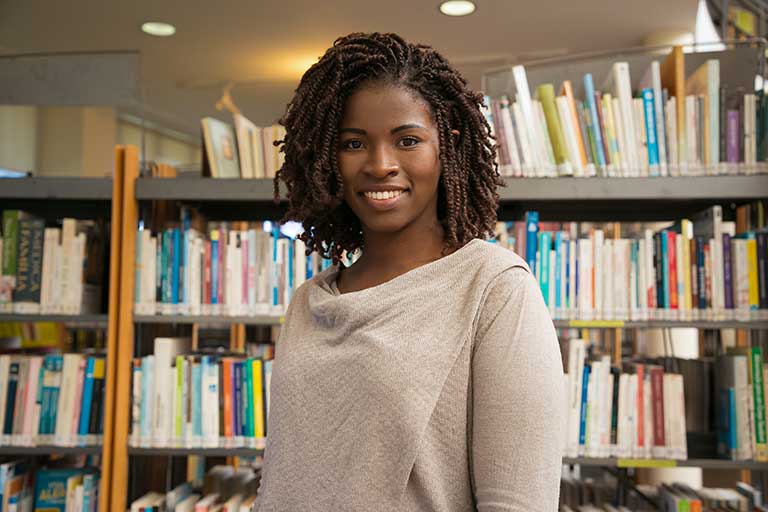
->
[471, 243, 538, 343]
[471, 240, 531, 278]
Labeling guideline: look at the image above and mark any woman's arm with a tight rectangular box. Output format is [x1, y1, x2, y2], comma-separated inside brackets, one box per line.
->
[471, 266, 565, 511]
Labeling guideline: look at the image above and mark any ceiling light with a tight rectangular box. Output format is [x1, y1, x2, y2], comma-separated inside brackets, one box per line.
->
[141, 22, 176, 37]
[439, 1, 476, 16]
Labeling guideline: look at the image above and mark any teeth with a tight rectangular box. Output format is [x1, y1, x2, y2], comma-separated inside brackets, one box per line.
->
[364, 190, 404, 200]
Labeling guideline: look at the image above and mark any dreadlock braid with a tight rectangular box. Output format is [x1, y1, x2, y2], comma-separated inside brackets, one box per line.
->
[274, 32, 502, 264]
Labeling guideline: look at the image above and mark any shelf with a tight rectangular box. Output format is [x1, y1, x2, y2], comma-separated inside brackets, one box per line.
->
[136, 178, 281, 201]
[131, 316, 767, 329]
[128, 446, 264, 457]
[0, 178, 112, 200]
[0, 313, 109, 326]
[135, 176, 768, 221]
[0, 445, 102, 455]
[499, 176, 768, 221]
[563, 457, 768, 470]
[134, 314, 283, 325]
[553, 319, 768, 329]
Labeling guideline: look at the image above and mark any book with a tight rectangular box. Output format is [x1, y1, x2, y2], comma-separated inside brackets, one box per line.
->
[202, 117, 241, 179]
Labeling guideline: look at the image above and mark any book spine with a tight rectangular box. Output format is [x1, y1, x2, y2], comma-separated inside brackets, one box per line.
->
[525, 212, 538, 274]
[13, 217, 44, 311]
[244, 358, 254, 444]
[1, 211, 21, 310]
[758, 232, 767, 310]
[746, 236, 759, 310]
[727, 109, 740, 164]
[697, 237, 707, 310]
[753, 347, 767, 460]
[642, 88, 660, 176]
[583, 74, 607, 170]
[650, 367, 666, 456]
[538, 231, 551, 305]
[594, 91, 612, 169]
[233, 360, 243, 444]
[211, 230, 219, 307]
[668, 231, 678, 311]
[723, 233, 734, 310]
[130, 359, 141, 445]
[78, 358, 95, 438]
[719, 85, 727, 166]
[578, 364, 590, 452]
[222, 359, 233, 443]
[4, 362, 19, 435]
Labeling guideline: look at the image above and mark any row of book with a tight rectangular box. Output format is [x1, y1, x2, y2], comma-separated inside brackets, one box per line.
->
[201, 115, 285, 179]
[0, 354, 106, 447]
[129, 337, 273, 449]
[563, 339, 688, 460]
[565, 337, 768, 462]
[0, 460, 100, 512]
[133, 215, 333, 317]
[499, 205, 768, 321]
[485, 52, 768, 178]
[560, 471, 765, 511]
[0, 211, 106, 315]
[130, 465, 259, 512]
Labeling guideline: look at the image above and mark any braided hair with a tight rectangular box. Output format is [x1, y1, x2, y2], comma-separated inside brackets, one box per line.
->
[274, 32, 502, 263]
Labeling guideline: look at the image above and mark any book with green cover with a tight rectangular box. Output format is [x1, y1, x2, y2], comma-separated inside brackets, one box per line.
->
[536, 83, 570, 174]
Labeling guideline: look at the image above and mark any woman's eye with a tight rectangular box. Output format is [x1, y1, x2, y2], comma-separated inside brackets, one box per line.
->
[341, 139, 363, 150]
[399, 137, 420, 147]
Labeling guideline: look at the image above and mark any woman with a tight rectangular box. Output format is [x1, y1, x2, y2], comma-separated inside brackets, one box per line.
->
[257, 32, 564, 511]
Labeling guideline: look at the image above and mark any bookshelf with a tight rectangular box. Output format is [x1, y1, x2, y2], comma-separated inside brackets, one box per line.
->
[135, 175, 768, 221]
[0, 177, 113, 200]
[0, 445, 103, 456]
[133, 314, 283, 325]
[0, 170, 123, 512]
[563, 457, 768, 470]
[107, 42, 768, 509]
[0, 313, 109, 325]
[127, 447, 264, 458]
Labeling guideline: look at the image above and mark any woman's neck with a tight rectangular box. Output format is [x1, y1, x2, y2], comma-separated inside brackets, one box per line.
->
[338, 220, 447, 293]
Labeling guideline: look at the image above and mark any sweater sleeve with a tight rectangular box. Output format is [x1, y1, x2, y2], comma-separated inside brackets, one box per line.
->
[470, 266, 564, 511]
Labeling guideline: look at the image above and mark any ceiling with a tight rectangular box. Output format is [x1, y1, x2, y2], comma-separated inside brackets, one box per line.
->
[1, 0, 698, 140]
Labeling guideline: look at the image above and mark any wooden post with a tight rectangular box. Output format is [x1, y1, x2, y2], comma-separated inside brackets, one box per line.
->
[110, 145, 140, 511]
[98, 146, 125, 511]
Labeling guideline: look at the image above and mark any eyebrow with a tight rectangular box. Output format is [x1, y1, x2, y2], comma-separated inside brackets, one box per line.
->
[338, 123, 426, 135]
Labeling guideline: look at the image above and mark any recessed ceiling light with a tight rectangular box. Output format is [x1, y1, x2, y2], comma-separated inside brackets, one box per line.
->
[439, 1, 476, 16]
[141, 22, 176, 37]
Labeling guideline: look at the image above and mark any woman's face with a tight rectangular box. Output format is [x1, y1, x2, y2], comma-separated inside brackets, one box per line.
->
[337, 83, 441, 237]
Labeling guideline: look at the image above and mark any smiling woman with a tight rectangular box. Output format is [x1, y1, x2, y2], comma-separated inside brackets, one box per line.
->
[259, 32, 564, 512]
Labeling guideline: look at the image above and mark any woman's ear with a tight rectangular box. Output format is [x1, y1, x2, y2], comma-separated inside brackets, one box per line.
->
[450, 129, 460, 138]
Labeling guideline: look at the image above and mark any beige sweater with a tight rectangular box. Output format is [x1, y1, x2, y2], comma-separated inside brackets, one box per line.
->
[256, 239, 564, 511]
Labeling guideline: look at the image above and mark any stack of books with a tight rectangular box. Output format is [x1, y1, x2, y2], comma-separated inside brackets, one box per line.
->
[560, 472, 766, 511]
[134, 209, 336, 318]
[484, 50, 768, 178]
[0, 354, 106, 447]
[130, 465, 259, 512]
[563, 339, 688, 460]
[0, 211, 106, 315]
[0, 461, 99, 512]
[495, 202, 767, 322]
[129, 337, 272, 450]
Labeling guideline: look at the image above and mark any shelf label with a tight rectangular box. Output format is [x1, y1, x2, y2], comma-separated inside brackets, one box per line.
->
[569, 320, 625, 328]
[617, 458, 677, 468]
[279, 316, 285, 325]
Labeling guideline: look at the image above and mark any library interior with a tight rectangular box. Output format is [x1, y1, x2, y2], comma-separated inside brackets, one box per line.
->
[1, 0, 768, 510]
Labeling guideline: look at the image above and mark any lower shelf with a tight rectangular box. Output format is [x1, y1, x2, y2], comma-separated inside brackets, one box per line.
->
[563, 457, 768, 470]
[0, 445, 102, 455]
[127, 446, 264, 457]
